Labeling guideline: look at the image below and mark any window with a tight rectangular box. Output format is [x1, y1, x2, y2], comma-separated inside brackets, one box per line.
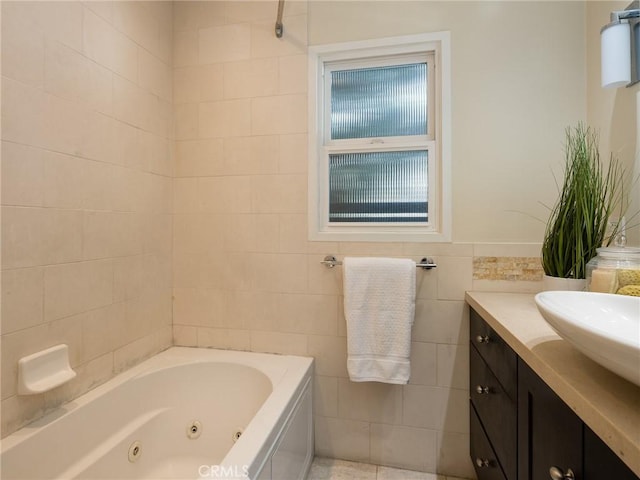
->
[308, 33, 451, 242]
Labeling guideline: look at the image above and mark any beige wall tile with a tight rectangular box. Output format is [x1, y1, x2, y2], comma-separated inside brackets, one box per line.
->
[173, 325, 198, 346]
[2, 207, 83, 269]
[279, 133, 308, 174]
[113, 326, 172, 374]
[199, 176, 252, 213]
[1, 77, 47, 148]
[1, 0, 173, 440]
[250, 331, 308, 356]
[199, 64, 225, 102]
[1, 4, 45, 87]
[175, 103, 199, 140]
[314, 375, 338, 418]
[253, 214, 280, 253]
[113, 256, 144, 302]
[1, 323, 49, 399]
[251, 174, 306, 213]
[173, 178, 200, 213]
[197, 327, 251, 351]
[222, 136, 279, 175]
[279, 214, 307, 253]
[279, 54, 307, 94]
[436, 256, 473, 301]
[1, 268, 44, 335]
[370, 424, 437, 472]
[1, 142, 44, 207]
[199, 99, 251, 138]
[224, 1, 275, 24]
[44, 40, 113, 115]
[437, 431, 474, 478]
[174, 213, 224, 254]
[173, 287, 216, 327]
[252, 253, 308, 293]
[113, 75, 145, 128]
[42, 151, 86, 209]
[43, 352, 114, 412]
[224, 58, 278, 99]
[199, 23, 251, 64]
[43, 259, 113, 322]
[436, 344, 469, 389]
[80, 302, 126, 363]
[174, 67, 201, 104]
[308, 255, 343, 295]
[314, 416, 370, 463]
[174, 29, 199, 67]
[250, 15, 307, 58]
[82, 7, 113, 66]
[175, 139, 224, 177]
[83, 212, 143, 260]
[338, 378, 403, 424]
[1, 394, 45, 438]
[277, 294, 339, 336]
[409, 342, 437, 386]
[138, 48, 172, 101]
[251, 94, 307, 135]
[307, 335, 348, 377]
[412, 300, 468, 345]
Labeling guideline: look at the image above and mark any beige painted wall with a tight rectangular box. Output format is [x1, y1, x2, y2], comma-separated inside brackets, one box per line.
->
[309, 1, 587, 243]
[1, 1, 174, 436]
[586, 1, 640, 246]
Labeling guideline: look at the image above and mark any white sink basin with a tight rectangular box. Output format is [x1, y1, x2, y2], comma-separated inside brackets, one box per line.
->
[534, 291, 640, 387]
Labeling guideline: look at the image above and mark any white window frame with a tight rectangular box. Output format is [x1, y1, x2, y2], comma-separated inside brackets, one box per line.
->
[308, 32, 451, 242]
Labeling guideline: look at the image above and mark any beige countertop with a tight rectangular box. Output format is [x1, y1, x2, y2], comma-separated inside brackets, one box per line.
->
[465, 291, 640, 477]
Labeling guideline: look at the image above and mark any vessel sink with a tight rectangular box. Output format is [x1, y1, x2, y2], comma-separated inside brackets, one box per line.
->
[534, 291, 640, 387]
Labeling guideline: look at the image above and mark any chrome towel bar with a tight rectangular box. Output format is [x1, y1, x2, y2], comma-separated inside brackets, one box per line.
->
[321, 255, 437, 270]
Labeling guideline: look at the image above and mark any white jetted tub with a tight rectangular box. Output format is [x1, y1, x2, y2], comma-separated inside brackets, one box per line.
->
[1, 347, 314, 480]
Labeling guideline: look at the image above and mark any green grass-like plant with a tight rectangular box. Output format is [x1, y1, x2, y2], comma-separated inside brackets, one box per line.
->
[541, 124, 627, 279]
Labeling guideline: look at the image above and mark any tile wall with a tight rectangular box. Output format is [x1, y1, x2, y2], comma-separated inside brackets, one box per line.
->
[0, 1, 549, 477]
[170, 2, 548, 477]
[1, 1, 174, 436]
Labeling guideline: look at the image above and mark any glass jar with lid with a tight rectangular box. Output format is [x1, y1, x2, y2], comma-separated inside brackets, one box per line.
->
[586, 247, 640, 295]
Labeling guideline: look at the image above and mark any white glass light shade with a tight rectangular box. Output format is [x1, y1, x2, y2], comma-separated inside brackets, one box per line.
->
[601, 21, 631, 88]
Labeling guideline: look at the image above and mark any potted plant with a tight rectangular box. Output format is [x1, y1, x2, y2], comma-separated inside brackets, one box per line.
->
[541, 123, 628, 290]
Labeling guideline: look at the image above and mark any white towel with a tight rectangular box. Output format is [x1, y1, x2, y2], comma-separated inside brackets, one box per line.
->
[343, 257, 416, 384]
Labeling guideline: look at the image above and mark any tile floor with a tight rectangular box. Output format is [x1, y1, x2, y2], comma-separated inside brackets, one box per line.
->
[307, 457, 471, 480]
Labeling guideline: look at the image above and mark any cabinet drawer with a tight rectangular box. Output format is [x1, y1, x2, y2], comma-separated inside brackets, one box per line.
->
[471, 405, 508, 480]
[470, 309, 517, 401]
[470, 345, 517, 480]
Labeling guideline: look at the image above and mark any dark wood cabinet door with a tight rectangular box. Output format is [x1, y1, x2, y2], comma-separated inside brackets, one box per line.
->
[518, 359, 583, 480]
[584, 425, 639, 480]
[470, 345, 517, 480]
[471, 406, 508, 480]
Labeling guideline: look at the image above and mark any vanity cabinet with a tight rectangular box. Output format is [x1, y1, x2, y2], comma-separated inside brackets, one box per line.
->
[517, 359, 582, 480]
[470, 308, 639, 480]
[470, 309, 517, 480]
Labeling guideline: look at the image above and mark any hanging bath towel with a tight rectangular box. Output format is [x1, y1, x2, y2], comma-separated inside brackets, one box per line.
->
[343, 257, 416, 384]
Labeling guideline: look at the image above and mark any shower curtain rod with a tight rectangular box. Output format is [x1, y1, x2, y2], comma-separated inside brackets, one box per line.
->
[275, 0, 285, 38]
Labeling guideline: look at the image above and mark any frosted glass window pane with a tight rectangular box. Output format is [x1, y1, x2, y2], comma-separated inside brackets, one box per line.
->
[329, 151, 428, 223]
[330, 63, 427, 140]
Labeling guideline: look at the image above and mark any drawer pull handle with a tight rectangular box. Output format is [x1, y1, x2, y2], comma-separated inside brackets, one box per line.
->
[476, 335, 490, 344]
[476, 458, 491, 468]
[476, 385, 490, 394]
[549, 466, 575, 480]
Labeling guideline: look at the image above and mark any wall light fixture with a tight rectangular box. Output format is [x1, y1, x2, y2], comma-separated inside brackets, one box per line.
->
[601, 1, 640, 88]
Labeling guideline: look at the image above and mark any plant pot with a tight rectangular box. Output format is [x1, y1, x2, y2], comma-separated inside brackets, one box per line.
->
[542, 275, 586, 292]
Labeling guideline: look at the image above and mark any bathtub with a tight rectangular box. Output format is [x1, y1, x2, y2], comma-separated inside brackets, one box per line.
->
[1, 347, 314, 480]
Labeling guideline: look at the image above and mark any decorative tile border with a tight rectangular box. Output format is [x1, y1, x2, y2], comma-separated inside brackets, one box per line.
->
[473, 256, 543, 281]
